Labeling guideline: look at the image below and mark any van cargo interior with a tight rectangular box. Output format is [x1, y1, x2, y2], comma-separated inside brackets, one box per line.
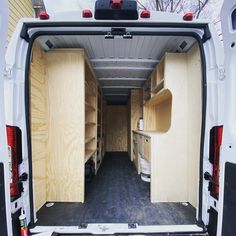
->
[30, 34, 202, 226]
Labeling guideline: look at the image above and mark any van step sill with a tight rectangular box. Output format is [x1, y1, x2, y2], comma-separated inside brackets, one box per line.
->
[30, 224, 205, 235]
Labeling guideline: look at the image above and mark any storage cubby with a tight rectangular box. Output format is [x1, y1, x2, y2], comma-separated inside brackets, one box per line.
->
[144, 89, 172, 132]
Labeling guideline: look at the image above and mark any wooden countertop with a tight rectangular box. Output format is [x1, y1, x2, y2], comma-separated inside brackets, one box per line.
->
[133, 130, 164, 138]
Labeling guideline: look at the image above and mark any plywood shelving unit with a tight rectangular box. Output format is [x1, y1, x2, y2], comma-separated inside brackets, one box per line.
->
[129, 89, 143, 163]
[31, 48, 101, 205]
[96, 88, 103, 173]
[85, 60, 97, 166]
[102, 100, 106, 158]
[143, 54, 172, 132]
[140, 45, 202, 207]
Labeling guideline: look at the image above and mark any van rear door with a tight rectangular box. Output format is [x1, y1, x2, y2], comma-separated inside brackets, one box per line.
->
[0, 0, 13, 236]
[218, 0, 236, 235]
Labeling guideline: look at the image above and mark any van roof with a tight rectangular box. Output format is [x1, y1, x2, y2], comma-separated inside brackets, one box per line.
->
[21, 10, 210, 24]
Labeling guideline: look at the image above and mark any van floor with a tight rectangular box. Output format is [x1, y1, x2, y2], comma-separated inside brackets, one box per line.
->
[36, 152, 196, 226]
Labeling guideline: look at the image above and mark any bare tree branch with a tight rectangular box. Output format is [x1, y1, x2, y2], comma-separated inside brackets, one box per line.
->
[170, 0, 174, 12]
[196, 0, 209, 18]
[145, 0, 211, 19]
[136, 0, 147, 10]
[173, 0, 182, 12]
[165, 0, 172, 12]
[156, 0, 163, 11]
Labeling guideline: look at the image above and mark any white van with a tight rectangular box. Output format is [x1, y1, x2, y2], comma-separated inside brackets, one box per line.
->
[0, 0, 235, 235]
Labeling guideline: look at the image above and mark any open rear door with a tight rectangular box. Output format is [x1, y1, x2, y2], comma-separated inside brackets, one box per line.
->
[218, 1, 236, 236]
[0, 1, 12, 236]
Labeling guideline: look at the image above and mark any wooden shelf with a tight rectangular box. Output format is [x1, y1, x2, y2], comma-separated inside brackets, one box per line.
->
[85, 149, 96, 163]
[152, 79, 164, 94]
[85, 137, 95, 144]
[145, 89, 171, 107]
[85, 102, 96, 111]
[86, 122, 96, 126]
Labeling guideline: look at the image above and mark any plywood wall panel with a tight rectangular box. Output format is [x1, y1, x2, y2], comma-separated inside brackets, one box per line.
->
[30, 43, 47, 211]
[186, 44, 202, 208]
[46, 49, 85, 202]
[106, 106, 128, 152]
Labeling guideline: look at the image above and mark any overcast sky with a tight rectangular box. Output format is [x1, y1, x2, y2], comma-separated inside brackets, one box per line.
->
[44, 0, 94, 13]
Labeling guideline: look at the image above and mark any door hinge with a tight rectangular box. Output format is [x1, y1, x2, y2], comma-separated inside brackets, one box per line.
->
[4, 67, 13, 80]
[128, 223, 137, 229]
[219, 67, 226, 81]
[78, 223, 87, 229]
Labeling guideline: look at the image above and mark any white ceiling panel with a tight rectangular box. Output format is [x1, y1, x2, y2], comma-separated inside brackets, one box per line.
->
[37, 35, 196, 104]
[99, 78, 145, 87]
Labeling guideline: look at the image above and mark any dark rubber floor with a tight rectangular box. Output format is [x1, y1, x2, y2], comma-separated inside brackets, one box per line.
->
[36, 152, 196, 226]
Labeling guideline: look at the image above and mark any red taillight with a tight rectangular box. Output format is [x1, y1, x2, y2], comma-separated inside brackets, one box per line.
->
[140, 10, 151, 18]
[82, 9, 93, 18]
[209, 125, 223, 198]
[39, 11, 50, 20]
[112, 0, 122, 9]
[183, 12, 193, 21]
[6, 126, 22, 200]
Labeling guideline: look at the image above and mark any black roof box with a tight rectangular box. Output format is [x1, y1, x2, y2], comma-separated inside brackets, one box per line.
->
[95, 0, 139, 20]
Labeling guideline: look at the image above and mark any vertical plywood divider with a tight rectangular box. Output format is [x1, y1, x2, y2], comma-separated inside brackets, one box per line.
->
[186, 44, 202, 208]
[30, 43, 48, 211]
[150, 53, 189, 203]
[130, 90, 143, 161]
[46, 49, 85, 202]
[149, 46, 201, 205]
[31, 47, 86, 207]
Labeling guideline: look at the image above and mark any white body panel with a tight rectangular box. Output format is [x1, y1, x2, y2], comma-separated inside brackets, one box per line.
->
[5, 20, 32, 223]
[0, 0, 12, 235]
[201, 23, 225, 226]
[217, 1, 236, 235]
[30, 224, 203, 235]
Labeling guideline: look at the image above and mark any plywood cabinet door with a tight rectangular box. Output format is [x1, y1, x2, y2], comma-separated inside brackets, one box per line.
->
[144, 137, 151, 161]
[133, 134, 138, 157]
[138, 134, 144, 155]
